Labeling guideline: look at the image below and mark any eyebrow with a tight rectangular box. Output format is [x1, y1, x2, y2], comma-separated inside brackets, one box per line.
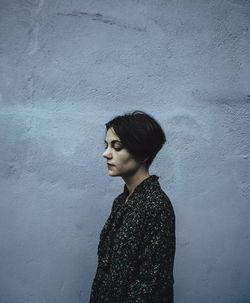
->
[104, 140, 122, 144]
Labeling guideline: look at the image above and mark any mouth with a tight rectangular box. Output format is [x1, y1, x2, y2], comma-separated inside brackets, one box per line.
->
[107, 163, 115, 167]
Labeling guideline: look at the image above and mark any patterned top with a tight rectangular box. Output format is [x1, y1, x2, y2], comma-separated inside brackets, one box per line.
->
[89, 175, 175, 303]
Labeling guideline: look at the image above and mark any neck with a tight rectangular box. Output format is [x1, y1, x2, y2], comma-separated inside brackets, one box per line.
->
[122, 167, 150, 197]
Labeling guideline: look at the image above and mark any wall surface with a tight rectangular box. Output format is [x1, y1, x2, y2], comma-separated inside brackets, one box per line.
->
[0, 0, 250, 302]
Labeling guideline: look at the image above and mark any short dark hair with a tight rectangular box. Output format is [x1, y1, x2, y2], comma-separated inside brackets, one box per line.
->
[105, 110, 166, 168]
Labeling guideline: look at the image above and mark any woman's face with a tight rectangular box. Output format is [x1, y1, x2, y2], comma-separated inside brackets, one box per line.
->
[103, 128, 141, 177]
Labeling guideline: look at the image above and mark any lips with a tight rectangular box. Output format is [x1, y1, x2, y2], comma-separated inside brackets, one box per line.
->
[107, 163, 115, 166]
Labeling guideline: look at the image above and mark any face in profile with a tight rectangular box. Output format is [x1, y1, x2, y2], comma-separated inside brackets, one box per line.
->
[103, 128, 142, 177]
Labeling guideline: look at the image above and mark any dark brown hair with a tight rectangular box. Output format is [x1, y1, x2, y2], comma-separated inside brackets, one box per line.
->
[105, 110, 166, 168]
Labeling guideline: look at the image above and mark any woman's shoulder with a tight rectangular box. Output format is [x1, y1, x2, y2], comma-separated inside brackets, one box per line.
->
[143, 184, 175, 217]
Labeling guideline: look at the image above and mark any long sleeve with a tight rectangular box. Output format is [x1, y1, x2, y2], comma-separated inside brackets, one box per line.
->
[89, 175, 175, 303]
[123, 204, 175, 303]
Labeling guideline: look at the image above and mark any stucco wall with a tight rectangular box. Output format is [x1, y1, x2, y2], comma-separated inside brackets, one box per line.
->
[0, 1, 249, 302]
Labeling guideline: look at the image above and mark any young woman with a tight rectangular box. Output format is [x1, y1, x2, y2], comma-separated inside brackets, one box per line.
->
[89, 111, 175, 303]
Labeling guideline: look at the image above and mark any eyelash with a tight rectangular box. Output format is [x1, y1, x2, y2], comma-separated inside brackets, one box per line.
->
[104, 146, 122, 151]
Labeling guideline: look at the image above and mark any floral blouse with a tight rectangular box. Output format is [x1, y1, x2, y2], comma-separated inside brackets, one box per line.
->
[89, 175, 175, 303]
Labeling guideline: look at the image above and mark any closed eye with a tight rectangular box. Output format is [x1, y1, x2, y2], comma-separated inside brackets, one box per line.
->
[104, 145, 122, 151]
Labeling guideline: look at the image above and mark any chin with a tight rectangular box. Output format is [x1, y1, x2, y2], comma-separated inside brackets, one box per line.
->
[108, 169, 121, 177]
[108, 172, 120, 177]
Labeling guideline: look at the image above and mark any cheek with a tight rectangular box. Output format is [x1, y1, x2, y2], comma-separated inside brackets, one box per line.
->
[121, 154, 138, 168]
[116, 152, 133, 166]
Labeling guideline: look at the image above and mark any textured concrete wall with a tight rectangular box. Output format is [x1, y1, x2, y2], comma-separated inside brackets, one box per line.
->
[0, 1, 250, 302]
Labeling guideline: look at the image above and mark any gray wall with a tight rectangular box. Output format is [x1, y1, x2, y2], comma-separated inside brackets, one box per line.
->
[0, 0, 250, 302]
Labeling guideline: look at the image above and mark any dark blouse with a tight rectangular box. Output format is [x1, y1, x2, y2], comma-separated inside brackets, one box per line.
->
[89, 175, 175, 303]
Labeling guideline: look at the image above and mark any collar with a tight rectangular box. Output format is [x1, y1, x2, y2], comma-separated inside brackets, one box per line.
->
[122, 174, 159, 198]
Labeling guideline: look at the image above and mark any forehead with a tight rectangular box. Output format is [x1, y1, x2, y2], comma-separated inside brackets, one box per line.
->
[104, 128, 121, 143]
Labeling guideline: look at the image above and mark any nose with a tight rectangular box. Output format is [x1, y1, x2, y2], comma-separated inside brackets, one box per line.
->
[103, 147, 112, 159]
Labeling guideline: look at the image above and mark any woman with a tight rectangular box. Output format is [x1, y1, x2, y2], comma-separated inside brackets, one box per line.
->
[89, 111, 175, 303]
